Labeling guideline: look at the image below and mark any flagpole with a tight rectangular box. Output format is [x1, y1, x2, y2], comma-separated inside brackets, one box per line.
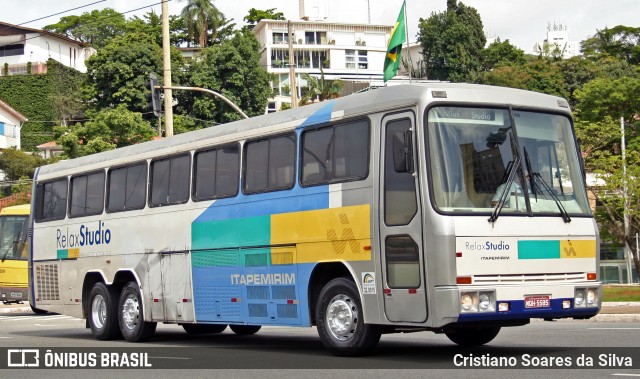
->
[403, 0, 412, 83]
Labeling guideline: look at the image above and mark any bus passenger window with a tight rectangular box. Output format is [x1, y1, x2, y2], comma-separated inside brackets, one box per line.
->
[70, 171, 105, 218]
[106, 162, 147, 213]
[150, 154, 191, 207]
[193, 144, 239, 201]
[35, 178, 68, 222]
[244, 134, 295, 194]
[301, 119, 369, 186]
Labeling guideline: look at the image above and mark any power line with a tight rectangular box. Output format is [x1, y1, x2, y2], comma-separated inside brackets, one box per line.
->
[0, 0, 173, 49]
[0, 0, 107, 32]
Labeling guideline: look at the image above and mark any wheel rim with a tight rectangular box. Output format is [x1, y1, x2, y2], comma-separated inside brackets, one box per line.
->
[121, 294, 140, 330]
[326, 294, 358, 342]
[91, 294, 106, 329]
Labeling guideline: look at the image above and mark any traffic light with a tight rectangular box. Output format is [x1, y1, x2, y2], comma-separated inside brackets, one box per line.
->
[145, 73, 162, 117]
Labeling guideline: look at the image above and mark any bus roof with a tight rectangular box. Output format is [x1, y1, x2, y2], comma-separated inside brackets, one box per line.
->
[36, 83, 571, 178]
[0, 204, 31, 216]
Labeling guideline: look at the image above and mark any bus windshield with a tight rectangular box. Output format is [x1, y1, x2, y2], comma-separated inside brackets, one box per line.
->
[0, 215, 28, 260]
[427, 106, 591, 216]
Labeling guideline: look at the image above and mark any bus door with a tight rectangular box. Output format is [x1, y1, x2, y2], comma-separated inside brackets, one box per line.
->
[379, 111, 427, 323]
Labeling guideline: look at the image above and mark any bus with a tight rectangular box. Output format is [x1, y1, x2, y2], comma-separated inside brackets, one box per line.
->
[0, 204, 30, 305]
[29, 83, 600, 356]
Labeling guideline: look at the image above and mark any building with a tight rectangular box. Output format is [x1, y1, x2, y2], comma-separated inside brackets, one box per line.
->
[0, 21, 95, 75]
[533, 23, 579, 59]
[0, 98, 26, 151]
[252, 18, 393, 110]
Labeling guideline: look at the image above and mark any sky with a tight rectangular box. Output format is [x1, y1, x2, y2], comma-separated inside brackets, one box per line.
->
[2, 0, 639, 53]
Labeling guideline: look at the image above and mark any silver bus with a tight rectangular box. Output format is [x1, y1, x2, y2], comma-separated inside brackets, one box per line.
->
[30, 83, 600, 356]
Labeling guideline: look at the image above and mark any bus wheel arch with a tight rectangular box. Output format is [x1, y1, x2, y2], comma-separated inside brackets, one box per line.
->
[307, 262, 353, 325]
[82, 271, 107, 320]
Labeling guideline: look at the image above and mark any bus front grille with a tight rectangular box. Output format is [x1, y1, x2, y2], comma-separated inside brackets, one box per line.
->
[473, 272, 586, 283]
[35, 264, 60, 301]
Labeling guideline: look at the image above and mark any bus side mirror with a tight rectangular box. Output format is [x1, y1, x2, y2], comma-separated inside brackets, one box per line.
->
[392, 131, 414, 173]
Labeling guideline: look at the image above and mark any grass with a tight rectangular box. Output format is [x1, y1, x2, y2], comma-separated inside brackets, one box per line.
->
[602, 285, 640, 302]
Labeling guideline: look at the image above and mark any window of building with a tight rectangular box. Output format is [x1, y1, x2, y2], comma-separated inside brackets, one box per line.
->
[106, 162, 147, 213]
[271, 48, 289, 68]
[358, 50, 368, 69]
[0, 44, 25, 58]
[345, 50, 356, 69]
[272, 32, 289, 44]
[301, 119, 370, 186]
[193, 144, 239, 201]
[150, 154, 191, 207]
[69, 171, 105, 218]
[244, 134, 296, 194]
[35, 178, 68, 222]
[305, 31, 327, 45]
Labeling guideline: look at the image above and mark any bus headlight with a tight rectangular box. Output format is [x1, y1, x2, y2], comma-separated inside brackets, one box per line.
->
[460, 293, 476, 312]
[574, 289, 585, 307]
[478, 292, 495, 312]
[587, 288, 598, 307]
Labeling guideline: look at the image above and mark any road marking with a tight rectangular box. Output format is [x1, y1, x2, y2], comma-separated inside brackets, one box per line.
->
[588, 328, 640, 330]
[612, 374, 640, 377]
[0, 315, 73, 322]
[0, 336, 12, 338]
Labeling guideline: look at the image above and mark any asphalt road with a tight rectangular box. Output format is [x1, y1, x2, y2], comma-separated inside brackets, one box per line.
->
[0, 310, 639, 378]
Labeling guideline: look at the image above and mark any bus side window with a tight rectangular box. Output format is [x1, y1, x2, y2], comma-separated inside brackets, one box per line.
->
[106, 162, 148, 213]
[35, 178, 68, 222]
[69, 171, 105, 218]
[149, 154, 191, 207]
[193, 144, 240, 201]
[243, 133, 296, 194]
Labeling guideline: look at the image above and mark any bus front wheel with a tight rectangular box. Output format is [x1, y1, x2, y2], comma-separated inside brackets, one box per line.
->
[88, 282, 121, 340]
[315, 277, 381, 356]
[444, 326, 501, 347]
[118, 281, 157, 342]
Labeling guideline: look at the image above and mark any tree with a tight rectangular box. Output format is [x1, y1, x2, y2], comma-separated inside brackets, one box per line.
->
[581, 25, 640, 65]
[480, 60, 567, 98]
[83, 33, 163, 116]
[300, 68, 342, 105]
[43, 8, 128, 49]
[179, 0, 222, 47]
[575, 76, 640, 124]
[242, 8, 285, 32]
[0, 148, 45, 181]
[418, 0, 486, 82]
[185, 31, 272, 123]
[55, 105, 155, 158]
[480, 38, 526, 72]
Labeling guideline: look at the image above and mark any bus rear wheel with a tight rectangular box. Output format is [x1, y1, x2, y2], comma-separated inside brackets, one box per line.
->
[118, 281, 157, 342]
[315, 277, 381, 357]
[182, 324, 227, 335]
[229, 325, 261, 335]
[88, 282, 121, 340]
[444, 326, 501, 347]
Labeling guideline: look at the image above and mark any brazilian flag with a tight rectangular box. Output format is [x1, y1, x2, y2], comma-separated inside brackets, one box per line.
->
[383, 1, 406, 83]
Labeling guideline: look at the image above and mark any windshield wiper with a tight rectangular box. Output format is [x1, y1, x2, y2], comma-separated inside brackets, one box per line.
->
[488, 154, 521, 223]
[530, 173, 572, 223]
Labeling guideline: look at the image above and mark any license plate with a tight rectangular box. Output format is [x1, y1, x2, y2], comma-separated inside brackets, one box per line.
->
[524, 295, 550, 308]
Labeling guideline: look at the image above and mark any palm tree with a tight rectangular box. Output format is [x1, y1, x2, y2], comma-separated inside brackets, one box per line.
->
[179, 0, 221, 47]
[300, 68, 343, 105]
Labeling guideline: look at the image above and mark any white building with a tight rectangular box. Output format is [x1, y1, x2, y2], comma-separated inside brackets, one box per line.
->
[0, 98, 26, 151]
[0, 21, 95, 75]
[252, 19, 393, 110]
[533, 23, 579, 59]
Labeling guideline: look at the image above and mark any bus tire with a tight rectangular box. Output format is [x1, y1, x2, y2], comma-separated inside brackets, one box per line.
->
[182, 324, 227, 335]
[229, 324, 261, 335]
[88, 282, 121, 340]
[315, 277, 381, 357]
[30, 305, 48, 314]
[118, 281, 157, 342]
[444, 326, 501, 347]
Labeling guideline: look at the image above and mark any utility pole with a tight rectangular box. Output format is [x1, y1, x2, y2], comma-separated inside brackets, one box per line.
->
[161, 0, 174, 136]
[287, 20, 298, 108]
